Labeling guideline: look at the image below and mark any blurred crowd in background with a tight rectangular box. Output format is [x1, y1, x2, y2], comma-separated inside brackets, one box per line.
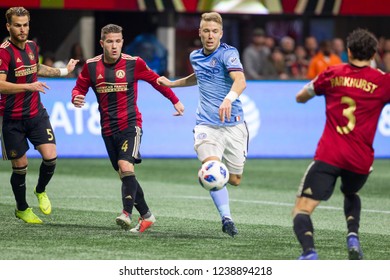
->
[241, 28, 390, 80]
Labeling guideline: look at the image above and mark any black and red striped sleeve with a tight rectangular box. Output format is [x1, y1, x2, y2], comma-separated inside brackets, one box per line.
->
[71, 63, 92, 103]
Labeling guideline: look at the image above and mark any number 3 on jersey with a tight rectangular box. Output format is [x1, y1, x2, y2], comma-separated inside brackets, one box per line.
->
[336, 96, 356, 135]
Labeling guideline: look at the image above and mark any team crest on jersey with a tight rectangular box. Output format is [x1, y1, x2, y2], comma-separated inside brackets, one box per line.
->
[229, 56, 239, 65]
[116, 70, 125, 78]
[210, 58, 217, 67]
[28, 52, 35, 61]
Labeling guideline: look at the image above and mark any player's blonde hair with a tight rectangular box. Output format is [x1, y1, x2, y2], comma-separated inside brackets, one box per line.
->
[101, 24, 123, 40]
[200, 12, 223, 28]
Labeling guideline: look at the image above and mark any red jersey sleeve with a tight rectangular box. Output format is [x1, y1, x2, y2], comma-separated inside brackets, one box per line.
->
[71, 63, 92, 103]
[134, 57, 179, 105]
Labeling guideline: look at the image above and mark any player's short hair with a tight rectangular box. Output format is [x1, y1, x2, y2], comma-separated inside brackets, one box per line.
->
[200, 12, 223, 28]
[5, 7, 30, 24]
[346, 28, 378, 61]
[101, 24, 123, 40]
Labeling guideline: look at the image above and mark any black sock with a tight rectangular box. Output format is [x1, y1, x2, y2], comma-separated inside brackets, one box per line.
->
[11, 166, 28, 211]
[134, 181, 150, 217]
[344, 194, 361, 235]
[121, 175, 138, 215]
[293, 213, 315, 252]
[36, 158, 57, 193]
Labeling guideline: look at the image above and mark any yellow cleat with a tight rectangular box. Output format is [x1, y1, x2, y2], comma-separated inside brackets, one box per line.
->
[15, 208, 43, 224]
[34, 189, 52, 215]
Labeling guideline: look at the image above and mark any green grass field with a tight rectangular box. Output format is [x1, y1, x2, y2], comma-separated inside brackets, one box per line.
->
[0, 158, 389, 260]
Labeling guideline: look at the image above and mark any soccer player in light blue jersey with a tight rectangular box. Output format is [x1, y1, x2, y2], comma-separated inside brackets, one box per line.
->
[157, 12, 248, 237]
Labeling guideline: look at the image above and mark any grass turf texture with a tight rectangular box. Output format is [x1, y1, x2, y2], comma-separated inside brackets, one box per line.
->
[0, 158, 389, 260]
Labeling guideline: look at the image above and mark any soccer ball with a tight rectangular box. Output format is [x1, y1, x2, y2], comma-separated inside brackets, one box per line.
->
[198, 160, 229, 191]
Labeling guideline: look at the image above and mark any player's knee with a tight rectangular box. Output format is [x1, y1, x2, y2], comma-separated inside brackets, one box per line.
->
[292, 197, 319, 217]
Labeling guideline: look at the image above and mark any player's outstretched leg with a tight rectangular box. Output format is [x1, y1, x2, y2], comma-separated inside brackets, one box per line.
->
[209, 187, 237, 237]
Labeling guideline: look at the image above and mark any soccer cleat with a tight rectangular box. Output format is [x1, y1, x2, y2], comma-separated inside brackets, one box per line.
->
[347, 235, 363, 260]
[222, 217, 238, 237]
[298, 249, 319, 260]
[15, 208, 43, 224]
[34, 188, 52, 215]
[130, 214, 156, 233]
[116, 211, 132, 230]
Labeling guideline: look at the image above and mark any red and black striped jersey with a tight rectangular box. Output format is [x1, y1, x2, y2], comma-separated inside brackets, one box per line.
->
[0, 39, 43, 120]
[72, 53, 179, 136]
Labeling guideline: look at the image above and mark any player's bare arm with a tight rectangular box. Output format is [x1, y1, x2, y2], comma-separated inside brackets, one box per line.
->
[219, 71, 246, 122]
[157, 73, 197, 88]
[0, 74, 49, 94]
[296, 87, 315, 103]
[37, 58, 79, 77]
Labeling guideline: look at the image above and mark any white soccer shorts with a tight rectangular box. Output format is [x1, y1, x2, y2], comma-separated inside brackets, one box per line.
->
[193, 123, 248, 175]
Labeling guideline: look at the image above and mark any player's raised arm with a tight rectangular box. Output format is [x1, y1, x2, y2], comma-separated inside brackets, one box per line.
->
[37, 58, 79, 77]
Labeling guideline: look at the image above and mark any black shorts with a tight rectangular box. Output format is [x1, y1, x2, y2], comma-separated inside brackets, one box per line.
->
[1, 109, 56, 160]
[103, 126, 143, 171]
[297, 160, 369, 201]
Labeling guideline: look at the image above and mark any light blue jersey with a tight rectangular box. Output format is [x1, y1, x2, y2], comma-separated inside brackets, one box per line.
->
[190, 43, 244, 126]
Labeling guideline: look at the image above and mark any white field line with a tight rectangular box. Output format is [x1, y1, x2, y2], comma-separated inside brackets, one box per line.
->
[173, 195, 390, 215]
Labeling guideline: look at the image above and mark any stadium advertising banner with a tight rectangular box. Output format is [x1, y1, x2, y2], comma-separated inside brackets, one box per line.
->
[26, 79, 390, 159]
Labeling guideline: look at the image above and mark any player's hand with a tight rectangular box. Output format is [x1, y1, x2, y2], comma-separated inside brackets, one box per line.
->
[156, 76, 172, 87]
[66, 58, 80, 74]
[219, 99, 232, 123]
[73, 94, 86, 108]
[173, 101, 185, 116]
[29, 81, 50, 93]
